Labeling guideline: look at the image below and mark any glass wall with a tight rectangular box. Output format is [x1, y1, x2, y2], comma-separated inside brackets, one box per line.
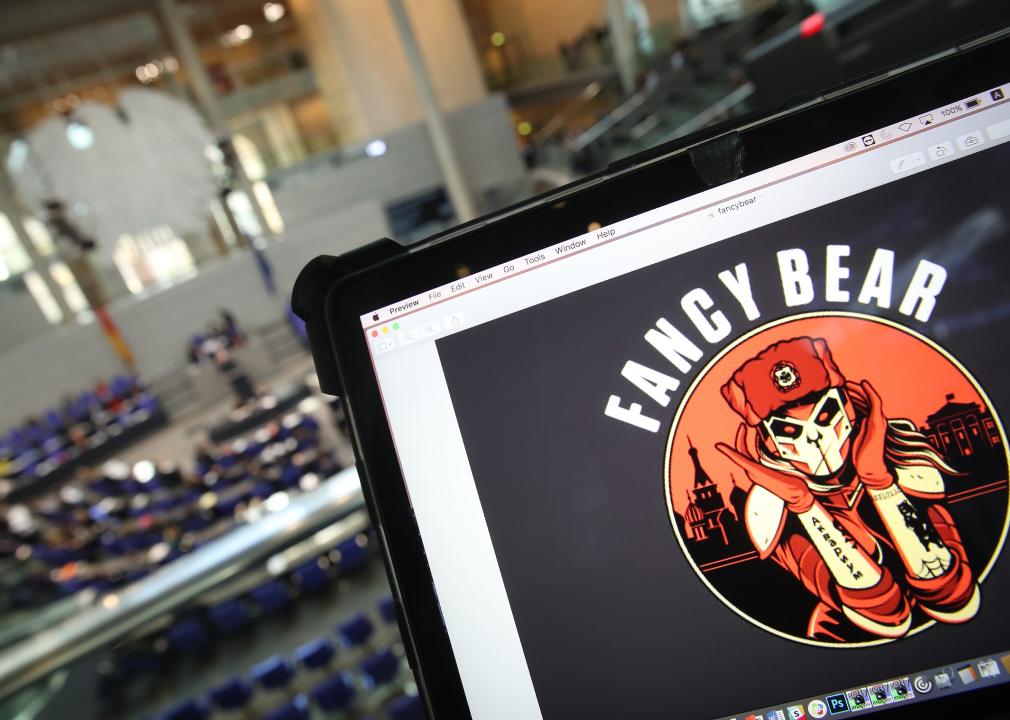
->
[0, 0, 337, 333]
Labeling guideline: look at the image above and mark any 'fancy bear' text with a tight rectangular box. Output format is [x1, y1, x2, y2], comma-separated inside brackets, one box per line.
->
[604, 245, 946, 433]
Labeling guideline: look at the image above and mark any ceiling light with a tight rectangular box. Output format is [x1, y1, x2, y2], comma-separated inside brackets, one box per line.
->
[66, 121, 94, 150]
[263, 2, 286, 22]
[5, 139, 27, 174]
[221, 24, 253, 47]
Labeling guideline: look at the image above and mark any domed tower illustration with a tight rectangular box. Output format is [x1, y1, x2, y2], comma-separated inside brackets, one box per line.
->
[684, 440, 728, 544]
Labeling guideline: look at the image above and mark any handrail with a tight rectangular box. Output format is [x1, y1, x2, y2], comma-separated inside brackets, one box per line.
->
[568, 89, 649, 153]
[532, 80, 605, 143]
[0, 467, 365, 699]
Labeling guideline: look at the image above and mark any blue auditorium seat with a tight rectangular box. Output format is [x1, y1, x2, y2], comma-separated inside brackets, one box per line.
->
[209, 599, 251, 635]
[335, 538, 368, 574]
[291, 560, 330, 595]
[378, 596, 398, 626]
[159, 548, 185, 566]
[309, 672, 356, 713]
[96, 661, 122, 700]
[181, 515, 212, 533]
[120, 648, 162, 677]
[259, 695, 309, 720]
[124, 568, 149, 584]
[214, 496, 243, 517]
[336, 613, 374, 649]
[251, 655, 295, 692]
[279, 464, 302, 489]
[294, 637, 335, 670]
[251, 481, 274, 500]
[208, 676, 253, 712]
[158, 698, 209, 720]
[297, 414, 320, 433]
[166, 618, 210, 654]
[360, 649, 400, 688]
[387, 693, 428, 720]
[250, 580, 292, 615]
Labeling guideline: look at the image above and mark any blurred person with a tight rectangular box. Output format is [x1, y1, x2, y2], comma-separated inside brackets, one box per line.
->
[220, 307, 245, 346]
[43, 198, 96, 253]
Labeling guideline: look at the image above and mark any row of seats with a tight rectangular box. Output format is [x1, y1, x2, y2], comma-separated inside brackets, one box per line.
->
[98, 533, 377, 700]
[1, 374, 163, 486]
[3, 375, 142, 452]
[154, 596, 424, 720]
[1, 410, 341, 613]
[163, 538, 373, 655]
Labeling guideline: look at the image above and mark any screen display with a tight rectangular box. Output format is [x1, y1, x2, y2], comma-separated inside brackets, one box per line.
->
[361, 81, 1010, 720]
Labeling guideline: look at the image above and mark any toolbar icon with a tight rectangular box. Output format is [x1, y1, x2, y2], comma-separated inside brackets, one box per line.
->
[958, 665, 978, 685]
[889, 678, 914, 702]
[443, 312, 465, 330]
[861, 134, 875, 147]
[844, 140, 857, 152]
[934, 670, 953, 689]
[899, 121, 912, 132]
[957, 131, 985, 150]
[373, 338, 395, 354]
[868, 684, 891, 707]
[825, 693, 849, 714]
[846, 687, 870, 712]
[928, 141, 954, 160]
[420, 319, 442, 337]
[978, 659, 1000, 679]
[919, 113, 934, 126]
[992, 88, 1005, 102]
[806, 699, 827, 718]
[966, 97, 981, 108]
[890, 151, 926, 174]
[912, 676, 933, 694]
[786, 704, 806, 719]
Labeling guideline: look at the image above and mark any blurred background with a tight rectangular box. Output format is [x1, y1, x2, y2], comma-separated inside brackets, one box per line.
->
[0, 1, 1008, 719]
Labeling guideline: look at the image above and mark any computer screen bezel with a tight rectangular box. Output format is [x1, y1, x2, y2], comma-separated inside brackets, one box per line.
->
[323, 30, 1010, 719]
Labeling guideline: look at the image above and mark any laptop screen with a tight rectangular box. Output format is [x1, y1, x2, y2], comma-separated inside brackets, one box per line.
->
[360, 80, 1010, 719]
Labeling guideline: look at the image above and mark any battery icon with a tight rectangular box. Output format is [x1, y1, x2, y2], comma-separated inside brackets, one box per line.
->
[966, 98, 982, 108]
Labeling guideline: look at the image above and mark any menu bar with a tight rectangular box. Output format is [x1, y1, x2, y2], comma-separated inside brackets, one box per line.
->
[838, 81, 1008, 156]
[362, 80, 1009, 330]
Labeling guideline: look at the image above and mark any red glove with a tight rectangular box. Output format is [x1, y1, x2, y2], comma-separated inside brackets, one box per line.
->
[717, 425, 814, 513]
[848, 380, 893, 489]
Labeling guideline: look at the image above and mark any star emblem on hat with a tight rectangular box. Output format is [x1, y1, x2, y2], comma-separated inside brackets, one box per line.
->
[771, 361, 800, 392]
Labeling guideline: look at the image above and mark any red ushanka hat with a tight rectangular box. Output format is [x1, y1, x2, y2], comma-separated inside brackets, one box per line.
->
[720, 337, 846, 426]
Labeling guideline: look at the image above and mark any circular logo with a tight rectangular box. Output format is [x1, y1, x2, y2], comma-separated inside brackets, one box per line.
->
[807, 699, 828, 718]
[664, 313, 1009, 646]
[913, 675, 933, 694]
